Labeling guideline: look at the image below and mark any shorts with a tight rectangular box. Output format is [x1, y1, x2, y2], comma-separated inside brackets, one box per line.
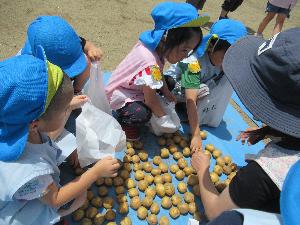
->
[266, 2, 291, 18]
[222, 0, 244, 12]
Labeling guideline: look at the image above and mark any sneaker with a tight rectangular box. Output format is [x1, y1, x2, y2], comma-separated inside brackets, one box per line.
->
[254, 33, 264, 38]
[121, 125, 140, 141]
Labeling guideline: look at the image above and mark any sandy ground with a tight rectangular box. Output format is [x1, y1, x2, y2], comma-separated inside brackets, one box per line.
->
[0, 0, 299, 70]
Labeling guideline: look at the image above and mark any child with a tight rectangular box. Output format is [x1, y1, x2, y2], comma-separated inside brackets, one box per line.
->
[219, 0, 244, 20]
[165, 19, 247, 152]
[191, 28, 300, 220]
[0, 49, 120, 225]
[105, 2, 209, 140]
[256, 0, 297, 37]
[186, 0, 206, 10]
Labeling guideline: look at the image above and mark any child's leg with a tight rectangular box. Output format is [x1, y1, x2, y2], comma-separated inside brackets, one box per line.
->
[116, 101, 152, 140]
[273, 13, 287, 35]
[257, 12, 276, 35]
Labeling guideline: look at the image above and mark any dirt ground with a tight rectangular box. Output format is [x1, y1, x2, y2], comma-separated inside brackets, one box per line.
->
[0, 0, 299, 70]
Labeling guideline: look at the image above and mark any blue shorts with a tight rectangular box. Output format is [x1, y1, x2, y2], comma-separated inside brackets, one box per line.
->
[266, 1, 291, 18]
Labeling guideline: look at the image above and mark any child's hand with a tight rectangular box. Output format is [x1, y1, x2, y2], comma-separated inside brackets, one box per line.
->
[191, 150, 210, 174]
[70, 95, 89, 110]
[236, 127, 260, 146]
[190, 134, 202, 153]
[87, 47, 103, 62]
[92, 156, 120, 178]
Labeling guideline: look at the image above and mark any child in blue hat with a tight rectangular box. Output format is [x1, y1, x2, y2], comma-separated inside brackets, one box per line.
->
[106, 2, 209, 140]
[0, 49, 120, 225]
[165, 19, 247, 152]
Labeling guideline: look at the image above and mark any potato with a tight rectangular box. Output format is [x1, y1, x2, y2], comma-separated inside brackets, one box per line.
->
[143, 162, 153, 173]
[94, 213, 105, 225]
[132, 155, 140, 163]
[80, 199, 89, 210]
[126, 141, 133, 149]
[123, 155, 132, 163]
[158, 163, 168, 174]
[223, 156, 232, 165]
[153, 156, 162, 165]
[160, 148, 170, 158]
[133, 141, 143, 150]
[173, 135, 181, 144]
[183, 147, 191, 157]
[95, 178, 104, 186]
[126, 147, 135, 156]
[103, 197, 114, 209]
[170, 164, 179, 174]
[118, 202, 129, 214]
[194, 211, 202, 222]
[158, 137, 167, 146]
[169, 207, 180, 219]
[104, 178, 113, 186]
[188, 202, 197, 214]
[72, 209, 85, 221]
[119, 170, 130, 180]
[184, 192, 194, 203]
[173, 152, 183, 160]
[130, 196, 141, 210]
[177, 182, 187, 193]
[216, 157, 225, 167]
[171, 194, 182, 206]
[164, 133, 173, 139]
[200, 131, 207, 139]
[105, 209, 116, 221]
[128, 188, 139, 198]
[162, 173, 172, 183]
[166, 138, 175, 146]
[192, 185, 200, 196]
[145, 174, 154, 185]
[138, 180, 148, 192]
[223, 165, 232, 175]
[87, 190, 94, 201]
[123, 163, 132, 172]
[91, 196, 102, 208]
[151, 168, 162, 176]
[135, 170, 145, 181]
[107, 222, 117, 225]
[187, 174, 198, 186]
[215, 182, 227, 193]
[164, 183, 175, 196]
[161, 196, 172, 209]
[169, 145, 178, 154]
[183, 166, 194, 176]
[228, 171, 237, 180]
[120, 217, 132, 225]
[113, 177, 124, 186]
[116, 194, 127, 203]
[203, 150, 211, 158]
[210, 172, 220, 184]
[212, 149, 222, 159]
[145, 187, 156, 198]
[98, 186, 108, 197]
[147, 214, 158, 225]
[156, 183, 165, 198]
[86, 207, 98, 219]
[230, 163, 238, 172]
[178, 202, 189, 214]
[133, 163, 143, 172]
[150, 202, 160, 214]
[179, 140, 188, 148]
[213, 165, 223, 176]
[115, 185, 125, 194]
[154, 175, 163, 184]
[125, 178, 136, 189]
[138, 150, 148, 162]
[81, 218, 92, 225]
[205, 144, 215, 153]
[137, 206, 148, 220]
[159, 216, 170, 225]
[178, 158, 188, 169]
[175, 170, 185, 181]
[142, 196, 153, 208]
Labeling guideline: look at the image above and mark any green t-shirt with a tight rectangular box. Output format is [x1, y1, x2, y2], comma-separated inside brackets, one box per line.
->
[178, 61, 201, 89]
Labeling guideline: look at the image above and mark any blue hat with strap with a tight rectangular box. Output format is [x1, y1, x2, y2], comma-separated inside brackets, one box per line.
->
[21, 15, 87, 78]
[0, 46, 63, 161]
[281, 160, 300, 225]
[139, 2, 210, 52]
[196, 19, 247, 57]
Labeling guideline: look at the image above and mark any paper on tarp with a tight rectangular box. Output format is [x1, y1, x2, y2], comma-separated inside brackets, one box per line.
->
[83, 62, 111, 115]
[76, 102, 126, 168]
[150, 95, 181, 136]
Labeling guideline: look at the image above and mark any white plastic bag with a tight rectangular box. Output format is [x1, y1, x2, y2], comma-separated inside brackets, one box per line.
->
[150, 96, 181, 136]
[76, 102, 126, 167]
[83, 62, 111, 115]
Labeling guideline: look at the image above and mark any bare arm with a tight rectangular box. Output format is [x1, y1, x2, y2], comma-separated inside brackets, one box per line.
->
[143, 85, 166, 117]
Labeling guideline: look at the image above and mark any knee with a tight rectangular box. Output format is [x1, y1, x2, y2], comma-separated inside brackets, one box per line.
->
[276, 15, 286, 24]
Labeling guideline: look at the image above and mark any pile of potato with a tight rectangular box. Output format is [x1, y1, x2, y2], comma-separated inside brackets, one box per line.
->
[71, 131, 238, 225]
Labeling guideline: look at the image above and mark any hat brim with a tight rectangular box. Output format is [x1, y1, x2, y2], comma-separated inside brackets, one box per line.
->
[195, 34, 216, 57]
[223, 35, 300, 138]
[178, 15, 210, 28]
[139, 29, 165, 52]
[0, 123, 29, 161]
[61, 52, 87, 78]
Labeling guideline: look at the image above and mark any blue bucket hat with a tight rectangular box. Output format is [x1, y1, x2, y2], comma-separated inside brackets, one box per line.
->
[281, 160, 300, 225]
[196, 19, 247, 57]
[21, 15, 87, 78]
[139, 2, 210, 51]
[0, 47, 49, 161]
